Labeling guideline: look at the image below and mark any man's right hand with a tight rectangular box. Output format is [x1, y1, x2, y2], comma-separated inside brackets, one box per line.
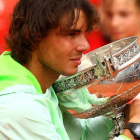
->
[124, 99, 140, 124]
[121, 99, 140, 140]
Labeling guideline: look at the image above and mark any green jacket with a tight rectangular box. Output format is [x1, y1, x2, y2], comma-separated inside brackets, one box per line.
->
[0, 52, 129, 140]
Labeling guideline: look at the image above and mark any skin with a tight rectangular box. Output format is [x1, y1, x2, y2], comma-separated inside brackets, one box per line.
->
[122, 100, 140, 140]
[103, 0, 140, 44]
[24, 10, 90, 92]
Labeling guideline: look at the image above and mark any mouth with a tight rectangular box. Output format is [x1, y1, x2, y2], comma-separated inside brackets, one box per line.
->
[70, 57, 82, 65]
[111, 31, 122, 35]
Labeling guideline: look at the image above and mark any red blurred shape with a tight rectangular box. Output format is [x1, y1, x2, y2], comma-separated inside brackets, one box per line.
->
[0, 0, 17, 54]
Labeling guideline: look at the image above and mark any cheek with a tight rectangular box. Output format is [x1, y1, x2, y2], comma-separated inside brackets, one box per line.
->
[123, 15, 140, 27]
[56, 38, 75, 54]
[123, 19, 139, 34]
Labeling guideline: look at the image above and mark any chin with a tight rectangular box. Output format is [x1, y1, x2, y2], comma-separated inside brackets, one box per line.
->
[63, 69, 78, 76]
[112, 35, 125, 41]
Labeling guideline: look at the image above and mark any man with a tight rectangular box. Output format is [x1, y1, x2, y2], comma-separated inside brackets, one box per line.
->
[0, 0, 139, 140]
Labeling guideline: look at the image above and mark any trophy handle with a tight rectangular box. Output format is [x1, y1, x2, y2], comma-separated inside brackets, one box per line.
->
[106, 104, 126, 138]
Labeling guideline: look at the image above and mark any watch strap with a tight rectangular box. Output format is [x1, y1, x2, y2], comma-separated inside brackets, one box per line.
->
[125, 123, 136, 129]
[125, 123, 140, 139]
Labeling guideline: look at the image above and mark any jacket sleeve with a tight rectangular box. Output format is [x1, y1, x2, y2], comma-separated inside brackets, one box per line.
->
[63, 112, 114, 140]
[64, 113, 131, 140]
[113, 135, 131, 140]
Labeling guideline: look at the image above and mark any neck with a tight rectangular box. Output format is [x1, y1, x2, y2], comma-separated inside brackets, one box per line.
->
[23, 59, 60, 93]
[135, 32, 140, 46]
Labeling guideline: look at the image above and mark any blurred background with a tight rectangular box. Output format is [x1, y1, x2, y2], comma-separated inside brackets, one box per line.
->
[86, 0, 140, 53]
[0, 0, 17, 54]
[0, 0, 140, 54]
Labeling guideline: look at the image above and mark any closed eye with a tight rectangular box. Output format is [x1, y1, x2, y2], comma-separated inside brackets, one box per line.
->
[68, 32, 78, 37]
[67, 29, 81, 37]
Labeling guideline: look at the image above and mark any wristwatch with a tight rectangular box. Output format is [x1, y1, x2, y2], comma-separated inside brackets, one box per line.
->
[124, 123, 140, 139]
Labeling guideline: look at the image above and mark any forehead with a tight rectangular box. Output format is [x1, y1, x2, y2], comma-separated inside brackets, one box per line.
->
[104, 0, 137, 12]
[60, 10, 88, 32]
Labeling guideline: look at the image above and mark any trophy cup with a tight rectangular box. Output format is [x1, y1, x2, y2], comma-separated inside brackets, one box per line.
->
[52, 36, 140, 138]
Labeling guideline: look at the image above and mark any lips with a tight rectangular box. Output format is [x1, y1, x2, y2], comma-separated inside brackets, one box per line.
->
[70, 57, 82, 65]
[111, 30, 123, 35]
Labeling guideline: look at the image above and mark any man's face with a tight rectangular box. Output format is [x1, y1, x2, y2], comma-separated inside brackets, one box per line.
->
[37, 10, 90, 76]
[104, 0, 140, 41]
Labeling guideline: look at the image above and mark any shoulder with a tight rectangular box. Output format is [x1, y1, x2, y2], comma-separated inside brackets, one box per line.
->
[0, 92, 51, 119]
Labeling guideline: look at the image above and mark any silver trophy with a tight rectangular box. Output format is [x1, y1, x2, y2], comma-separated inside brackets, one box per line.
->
[52, 36, 140, 138]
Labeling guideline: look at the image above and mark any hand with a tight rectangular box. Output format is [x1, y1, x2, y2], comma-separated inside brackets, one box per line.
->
[124, 99, 140, 124]
[121, 100, 140, 140]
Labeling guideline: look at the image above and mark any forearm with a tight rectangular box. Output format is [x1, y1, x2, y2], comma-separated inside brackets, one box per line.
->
[122, 129, 135, 140]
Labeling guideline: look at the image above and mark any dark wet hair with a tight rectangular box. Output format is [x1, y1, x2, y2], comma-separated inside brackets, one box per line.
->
[5, 0, 100, 64]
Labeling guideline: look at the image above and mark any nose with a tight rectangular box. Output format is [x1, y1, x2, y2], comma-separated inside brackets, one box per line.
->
[111, 15, 121, 28]
[76, 36, 90, 52]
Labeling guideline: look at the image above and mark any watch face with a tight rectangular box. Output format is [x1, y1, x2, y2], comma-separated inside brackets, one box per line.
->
[132, 124, 140, 138]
